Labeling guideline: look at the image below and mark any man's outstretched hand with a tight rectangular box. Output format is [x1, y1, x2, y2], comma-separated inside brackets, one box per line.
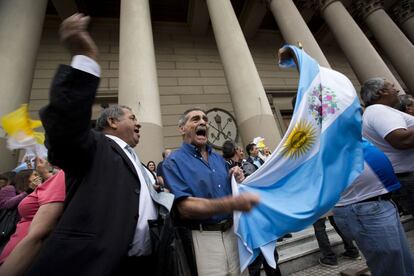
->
[60, 13, 98, 60]
[231, 193, 260, 212]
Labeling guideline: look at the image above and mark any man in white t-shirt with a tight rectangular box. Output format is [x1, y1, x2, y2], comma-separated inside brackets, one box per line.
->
[361, 77, 414, 215]
[333, 139, 414, 276]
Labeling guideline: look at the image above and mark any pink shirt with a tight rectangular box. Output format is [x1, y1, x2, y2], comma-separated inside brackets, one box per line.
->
[0, 171, 66, 263]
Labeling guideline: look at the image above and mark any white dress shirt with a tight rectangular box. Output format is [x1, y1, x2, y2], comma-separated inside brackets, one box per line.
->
[71, 55, 101, 77]
[105, 135, 157, 256]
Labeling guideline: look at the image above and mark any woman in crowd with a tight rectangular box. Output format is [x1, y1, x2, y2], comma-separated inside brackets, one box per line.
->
[0, 158, 65, 276]
[263, 147, 272, 161]
[147, 161, 157, 177]
[0, 170, 40, 210]
[0, 172, 15, 189]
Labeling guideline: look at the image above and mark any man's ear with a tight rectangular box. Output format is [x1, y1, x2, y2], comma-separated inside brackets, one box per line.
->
[378, 89, 387, 96]
[107, 117, 117, 130]
[179, 125, 185, 135]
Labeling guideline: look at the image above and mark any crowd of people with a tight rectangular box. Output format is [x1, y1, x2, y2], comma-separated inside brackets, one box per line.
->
[0, 13, 413, 276]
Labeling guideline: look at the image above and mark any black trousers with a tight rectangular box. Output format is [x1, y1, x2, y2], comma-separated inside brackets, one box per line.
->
[313, 216, 358, 261]
[248, 249, 282, 276]
[117, 254, 155, 276]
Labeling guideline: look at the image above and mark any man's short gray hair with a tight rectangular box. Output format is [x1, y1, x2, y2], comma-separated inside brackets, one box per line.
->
[95, 105, 131, 131]
[360, 77, 385, 106]
[178, 108, 206, 127]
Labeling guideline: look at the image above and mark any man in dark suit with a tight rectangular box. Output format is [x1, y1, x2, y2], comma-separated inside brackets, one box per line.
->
[27, 14, 161, 275]
[245, 143, 264, 169]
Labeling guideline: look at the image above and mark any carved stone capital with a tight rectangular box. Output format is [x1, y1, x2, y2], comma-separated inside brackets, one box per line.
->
[353, 0, 384, 21]
[313, 0, 338, 13]
[391, 0, 414, 25]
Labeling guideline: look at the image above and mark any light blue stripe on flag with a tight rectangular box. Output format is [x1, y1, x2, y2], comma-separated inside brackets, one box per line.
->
[280, 46, 319, 110]
[233, 45, 364, 271]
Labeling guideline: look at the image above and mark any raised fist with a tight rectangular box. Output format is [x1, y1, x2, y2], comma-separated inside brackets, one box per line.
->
[60, 13, 98, 60]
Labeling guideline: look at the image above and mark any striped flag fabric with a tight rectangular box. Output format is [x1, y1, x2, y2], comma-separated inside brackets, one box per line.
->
[233, 45, 364, 270]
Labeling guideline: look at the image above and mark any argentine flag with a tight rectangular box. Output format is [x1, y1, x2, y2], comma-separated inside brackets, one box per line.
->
[233, 45, 364, 270]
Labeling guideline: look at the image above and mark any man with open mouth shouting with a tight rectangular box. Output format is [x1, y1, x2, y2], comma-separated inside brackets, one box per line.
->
[163, 108, 260, 276]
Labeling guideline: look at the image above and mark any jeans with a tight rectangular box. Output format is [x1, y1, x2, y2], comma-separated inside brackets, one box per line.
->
[333, 199, 414, 276]
[313, 216, 359, 262]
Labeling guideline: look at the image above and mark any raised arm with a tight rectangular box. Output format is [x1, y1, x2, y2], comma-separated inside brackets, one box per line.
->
[59, 14, 98, 60]
[364, 105, 414, 150]
[176, 193, 259, 220]
[385, 128, 414, 150]
[39, 14, 100, 175]
[0, 186, 27, 209]
[0, 202, 64, 276]
[163, 158, 258, 220]
[35, 158, 53, 181]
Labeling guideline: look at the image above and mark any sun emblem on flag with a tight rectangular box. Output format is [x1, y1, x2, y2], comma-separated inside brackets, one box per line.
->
[282, 120, 317, 159]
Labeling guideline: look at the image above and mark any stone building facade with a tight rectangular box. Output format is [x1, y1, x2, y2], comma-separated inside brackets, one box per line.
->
[0, 0, 412, 170]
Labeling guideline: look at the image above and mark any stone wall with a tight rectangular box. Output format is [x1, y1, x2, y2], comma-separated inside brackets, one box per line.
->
[29, 16, 367, 153]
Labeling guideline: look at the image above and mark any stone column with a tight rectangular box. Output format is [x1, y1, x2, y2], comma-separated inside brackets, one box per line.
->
[267, 0, 331, 68]
[316, 0, 404, 92]
[206, 0, 281, 149]
[0, 0, 48, 171]
[355, 0, 414, 93]
[391, 0, 414, 45]
[119, 0, 164, 163]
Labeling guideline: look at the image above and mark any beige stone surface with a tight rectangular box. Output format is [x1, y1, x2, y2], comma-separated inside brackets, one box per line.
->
[159, 86, 203, 95]
[205, 103, 234, 112]
[163, 136, 183, 149]
[161, 104, 207, 115]
[160, 95, 181, 105]
[25, 17, 372, 162]
[0, 138, 18, 172]
[178, 77, 227, 86]
[30, 89, 49, 100]
[176, 62, 223, 69]
[203, 86, 229, 94]
[162, 125, 181, 137]
[135, 122, 164, 163]
[28, 100, 48, 111]
[238, 114, 281, 150]
[158, 78, 179, 86]
[180, 94, 231, 104]
[157, 69, 200, 77]
[162, 115, 181, 126]
[32, 79, 52, 89]
[199, 70, 226, 77]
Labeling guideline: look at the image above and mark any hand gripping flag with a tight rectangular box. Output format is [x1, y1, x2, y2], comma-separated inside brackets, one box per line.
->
[233, 46, 364, 270]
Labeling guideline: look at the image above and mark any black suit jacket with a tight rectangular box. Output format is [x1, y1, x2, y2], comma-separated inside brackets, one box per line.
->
[28, 65, 141, 276]
[246, 156, 264, 167]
